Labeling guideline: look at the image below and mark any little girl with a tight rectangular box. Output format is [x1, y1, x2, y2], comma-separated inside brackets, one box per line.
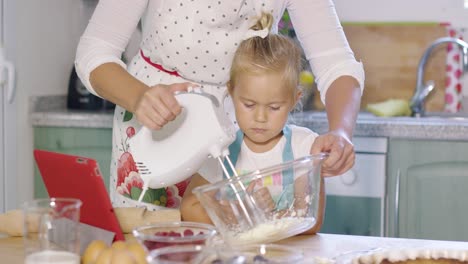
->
[181, 12, 325, 234]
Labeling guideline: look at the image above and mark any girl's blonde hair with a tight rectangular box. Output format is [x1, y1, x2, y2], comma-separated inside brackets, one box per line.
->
[228, 12, 303, 101]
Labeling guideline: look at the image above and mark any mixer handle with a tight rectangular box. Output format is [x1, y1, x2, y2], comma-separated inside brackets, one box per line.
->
[132, 92, 191, 139]
[132, 91, 224, 142]
[136, 126, 152, 141]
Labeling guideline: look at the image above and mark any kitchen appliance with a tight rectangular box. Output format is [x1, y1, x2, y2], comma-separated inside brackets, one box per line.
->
[67, 66, 115, 111]
[321, 137, 387, 237]
[129, 91, 236, 191]
[0, 0, 16, 213]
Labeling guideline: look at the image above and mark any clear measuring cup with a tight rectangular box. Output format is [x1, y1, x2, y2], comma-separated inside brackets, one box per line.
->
[23, 197, 82, 264]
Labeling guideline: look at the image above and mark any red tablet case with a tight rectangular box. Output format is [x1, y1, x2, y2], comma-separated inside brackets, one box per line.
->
[33, 149, 125, 241]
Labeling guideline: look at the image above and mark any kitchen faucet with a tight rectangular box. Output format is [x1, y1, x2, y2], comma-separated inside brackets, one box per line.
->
[410, 37, 468, 117]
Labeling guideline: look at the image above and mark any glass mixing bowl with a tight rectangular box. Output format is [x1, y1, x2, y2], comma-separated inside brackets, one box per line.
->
[133, 221, 218, 252]
[147, 244, 208, 264]
[192, 154, 327, 246]
[147, 244, 304, 264]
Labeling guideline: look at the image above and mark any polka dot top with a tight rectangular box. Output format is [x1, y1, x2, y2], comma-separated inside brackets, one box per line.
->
[76, 0, 365, 103]
[140, 0, 268, 86]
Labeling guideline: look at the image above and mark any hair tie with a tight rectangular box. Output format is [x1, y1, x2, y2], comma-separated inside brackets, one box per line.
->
[243, 28, 269, 40]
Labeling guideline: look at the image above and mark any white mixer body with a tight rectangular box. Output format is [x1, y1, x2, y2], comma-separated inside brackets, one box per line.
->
[129, 92, 236, 189]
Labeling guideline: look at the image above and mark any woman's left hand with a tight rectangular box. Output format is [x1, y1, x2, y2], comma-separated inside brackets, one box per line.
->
[310, 130, 355, 177]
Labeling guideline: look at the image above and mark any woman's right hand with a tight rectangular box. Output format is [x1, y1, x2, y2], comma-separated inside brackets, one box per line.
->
[134, 82, 194, 130]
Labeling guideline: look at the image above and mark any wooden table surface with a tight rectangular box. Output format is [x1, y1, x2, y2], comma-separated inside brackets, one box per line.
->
[2, 233, 468, 263]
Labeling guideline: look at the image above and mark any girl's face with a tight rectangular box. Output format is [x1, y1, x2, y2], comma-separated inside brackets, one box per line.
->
[229, 73, 300, 152]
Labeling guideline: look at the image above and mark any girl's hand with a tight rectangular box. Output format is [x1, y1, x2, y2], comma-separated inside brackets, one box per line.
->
[310, 130, 355, 177]
[218, 200, 238, 224]
[134, 82, 193, 130]
[247, 180, 275, 213]
[252, 187, 275, 213]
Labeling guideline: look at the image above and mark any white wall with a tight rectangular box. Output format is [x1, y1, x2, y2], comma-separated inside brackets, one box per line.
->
[334, 0, 468, 27]
[14, 0, 95, 207]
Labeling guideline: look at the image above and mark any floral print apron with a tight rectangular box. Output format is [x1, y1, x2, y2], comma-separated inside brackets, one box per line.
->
[110, 0, 270, 211]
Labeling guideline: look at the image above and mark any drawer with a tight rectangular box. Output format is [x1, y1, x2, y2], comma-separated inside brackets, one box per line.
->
[353, 137, 388, 154]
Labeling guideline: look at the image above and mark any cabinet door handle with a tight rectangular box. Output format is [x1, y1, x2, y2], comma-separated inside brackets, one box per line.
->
[394, 169, 401, 237]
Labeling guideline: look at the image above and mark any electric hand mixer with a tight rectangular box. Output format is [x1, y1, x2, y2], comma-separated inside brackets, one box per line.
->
[129, 91, 262, 227]
[129, 91, 234, 189]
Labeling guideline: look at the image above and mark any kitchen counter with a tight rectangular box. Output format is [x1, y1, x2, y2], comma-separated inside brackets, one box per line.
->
[2, 233, 468, 263]
[31, 96, 468, 140]
[30, 95, 113, 129]
[292, 111, 468, 141]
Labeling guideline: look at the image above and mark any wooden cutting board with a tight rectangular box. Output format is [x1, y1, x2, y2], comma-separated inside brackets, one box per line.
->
[311, 23, 448, 112]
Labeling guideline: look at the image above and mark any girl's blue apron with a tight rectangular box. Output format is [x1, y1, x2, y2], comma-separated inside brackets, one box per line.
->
[223, 125, 295, 210]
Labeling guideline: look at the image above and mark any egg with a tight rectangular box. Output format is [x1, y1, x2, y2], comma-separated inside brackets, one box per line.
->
[95, 247, 114, 264]
[82, 239, 146, 264]
[111, 240, 128, 251]
[82, 240, 108, 264]
[110, 248, 138, 264]
[127, 242, 147, 264]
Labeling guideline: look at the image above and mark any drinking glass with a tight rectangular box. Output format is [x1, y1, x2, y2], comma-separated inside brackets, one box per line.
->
[23, 197, 82, 264]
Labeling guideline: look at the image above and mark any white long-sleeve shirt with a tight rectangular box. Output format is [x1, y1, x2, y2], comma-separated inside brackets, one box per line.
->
[75, 0, 364, 104]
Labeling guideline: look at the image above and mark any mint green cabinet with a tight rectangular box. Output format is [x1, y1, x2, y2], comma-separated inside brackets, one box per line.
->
[34, 127, 112, 199]
[387, 139, 468, 241]
[321, 195, 382, 236]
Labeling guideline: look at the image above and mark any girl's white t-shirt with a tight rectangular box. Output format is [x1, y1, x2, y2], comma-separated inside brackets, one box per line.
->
[200, 125, 319, 183]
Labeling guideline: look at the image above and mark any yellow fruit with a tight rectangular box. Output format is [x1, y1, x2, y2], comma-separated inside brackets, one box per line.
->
[300, 71, 314, 85]
[82, 240, 108, 264]
[366, 99, 412, 117]
[127, 242, 147, 264]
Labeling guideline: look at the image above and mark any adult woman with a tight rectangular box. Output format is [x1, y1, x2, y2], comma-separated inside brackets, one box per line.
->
[75, 0, 364, 211]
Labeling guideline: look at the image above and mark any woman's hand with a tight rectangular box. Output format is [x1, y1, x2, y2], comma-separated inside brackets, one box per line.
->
[310, 129, 355, 177]
[134, 82, 194, 130]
